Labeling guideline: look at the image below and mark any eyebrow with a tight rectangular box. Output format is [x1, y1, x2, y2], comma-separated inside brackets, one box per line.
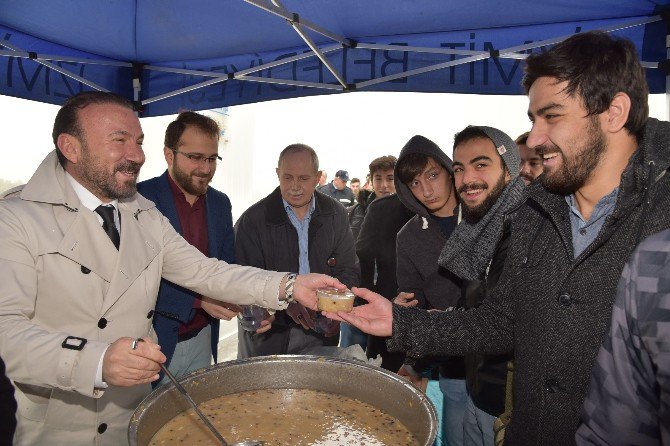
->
[528, 102, 564, 119]
[110, 130, 144, 139]
[470, 155, 492, 164]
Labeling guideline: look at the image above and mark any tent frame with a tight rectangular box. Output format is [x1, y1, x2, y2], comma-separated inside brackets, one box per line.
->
[0, 1, 666, 115]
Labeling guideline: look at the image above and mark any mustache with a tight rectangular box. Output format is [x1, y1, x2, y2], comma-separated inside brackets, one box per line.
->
[115, 161, 142, 174]
[457, 182, 488, 195]
[534, 144, 561, 157]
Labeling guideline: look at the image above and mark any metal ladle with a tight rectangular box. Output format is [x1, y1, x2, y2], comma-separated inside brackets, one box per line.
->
[132, 338, 263, 446]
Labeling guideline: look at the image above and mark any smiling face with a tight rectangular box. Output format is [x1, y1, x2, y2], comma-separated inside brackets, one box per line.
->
[165, 125, 219, 202]
[452, 137, 510, 223]
[527, 77, 607, 195]
[60, 103, 145, 202]
[372, 168, 395, 198]
[276, 150, 320, 218]
[407, 157, 456, 217]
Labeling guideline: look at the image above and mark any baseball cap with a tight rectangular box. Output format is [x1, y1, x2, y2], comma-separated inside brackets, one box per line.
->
[335, 170, 350, 182]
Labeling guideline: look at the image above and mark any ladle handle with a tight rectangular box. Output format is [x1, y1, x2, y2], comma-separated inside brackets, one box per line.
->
[159, 363, 229, 445]
[133, 338, 229, 445]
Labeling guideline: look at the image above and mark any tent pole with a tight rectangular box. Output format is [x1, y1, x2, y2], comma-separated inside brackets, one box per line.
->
[666, 34, 670, 120]
[133, 63, 143, 116]
[0, 39, 109, 92]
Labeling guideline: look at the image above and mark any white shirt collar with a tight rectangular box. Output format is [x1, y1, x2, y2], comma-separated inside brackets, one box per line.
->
[65, 172, 120, 230]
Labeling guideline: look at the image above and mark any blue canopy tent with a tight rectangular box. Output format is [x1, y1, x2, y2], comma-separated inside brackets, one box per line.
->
[1, 0, 669, 117]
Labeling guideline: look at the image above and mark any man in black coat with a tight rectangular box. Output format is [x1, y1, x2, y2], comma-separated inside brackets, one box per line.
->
[0, 355, 16, 444]
[236, 144, 360, 357]
[356, 155, 413, 371]
[326, 31, 670, 445]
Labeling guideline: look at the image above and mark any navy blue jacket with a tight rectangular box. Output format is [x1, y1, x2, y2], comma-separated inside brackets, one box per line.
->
[137, 171, 234, 374]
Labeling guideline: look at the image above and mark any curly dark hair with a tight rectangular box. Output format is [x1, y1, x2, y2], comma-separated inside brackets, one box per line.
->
[522, 31, 648, 141]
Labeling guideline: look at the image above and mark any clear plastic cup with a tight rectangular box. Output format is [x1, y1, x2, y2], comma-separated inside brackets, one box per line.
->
[316, 288, 355, 313]
[238, 305, 268, 331]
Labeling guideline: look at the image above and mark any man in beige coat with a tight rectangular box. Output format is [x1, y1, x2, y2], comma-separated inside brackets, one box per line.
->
[0, 92, 341, 445]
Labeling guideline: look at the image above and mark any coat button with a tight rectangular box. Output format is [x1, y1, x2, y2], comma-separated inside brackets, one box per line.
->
[97, 423, 107, 434]
[97, 318, 107, 329]
[557, 293, 572, 306]
[545, 378, 561, 393]
[147, 310, 154, 319]
[327, 257, 337, 267]
[81, 265, 91, 274]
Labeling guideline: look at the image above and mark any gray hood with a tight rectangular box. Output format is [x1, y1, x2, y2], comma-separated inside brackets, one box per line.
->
[394, 135, 454, 219]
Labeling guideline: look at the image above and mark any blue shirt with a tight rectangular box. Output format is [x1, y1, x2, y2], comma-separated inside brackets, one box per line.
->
[283, 195, 316, 274]
[566, 187, 619, 258]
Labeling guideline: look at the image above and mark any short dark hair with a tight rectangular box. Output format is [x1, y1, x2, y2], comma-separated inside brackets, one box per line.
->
[277, 143, 319, 172]
[515, 131, 530, 146]
[52, 91, 134, 167]
[164, 111, 220, 150]
[397, 153, 435, 185]
[350, 177, 360, 184]
[369, 155, 397, 176]
[453, 126, 491, 150]
[522, 31, 648, 140]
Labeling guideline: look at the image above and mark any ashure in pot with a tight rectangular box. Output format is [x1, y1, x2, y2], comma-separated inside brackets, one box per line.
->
[128, 355, 437, 445]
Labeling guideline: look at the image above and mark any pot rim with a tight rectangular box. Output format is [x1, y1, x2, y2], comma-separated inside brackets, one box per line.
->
[129, 355, 438, 445]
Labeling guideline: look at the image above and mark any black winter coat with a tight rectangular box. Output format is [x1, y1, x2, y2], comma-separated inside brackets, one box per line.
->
[356, 194, 413, 371]
[389, 118, 670, 445]
[0, 355, 16, 444]
[235, 188, 360, 350]
[462, 218, 513, 417]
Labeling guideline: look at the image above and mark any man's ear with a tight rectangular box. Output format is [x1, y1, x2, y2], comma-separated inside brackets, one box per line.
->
[164, 146, 174, 168]
[56, 133, 82, 164]
[603, 92, 631, 134]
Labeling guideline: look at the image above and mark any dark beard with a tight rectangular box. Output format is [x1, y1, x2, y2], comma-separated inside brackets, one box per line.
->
[460, 171, 507, 224]
[539, 117, 607, 195]
[79, 142, 141, 200]
[172, 160, 211, 197]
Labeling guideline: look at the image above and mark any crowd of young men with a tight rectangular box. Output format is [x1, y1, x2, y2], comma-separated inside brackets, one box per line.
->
[329, 30, 670, 445]
[2, 29, 669, 446]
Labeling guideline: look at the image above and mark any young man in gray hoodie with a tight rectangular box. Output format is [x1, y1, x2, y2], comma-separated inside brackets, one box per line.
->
[394, 135, 464, 446]
[395, 128, 526, 446]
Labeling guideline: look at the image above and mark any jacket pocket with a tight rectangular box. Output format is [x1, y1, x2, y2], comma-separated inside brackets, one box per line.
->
[14, 383, 50, 422]
[44, 388, 96, 431]
[518, 222, 550, 268]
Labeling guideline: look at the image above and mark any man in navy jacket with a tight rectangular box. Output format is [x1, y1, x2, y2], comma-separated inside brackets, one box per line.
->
[138, 112, 238, 384]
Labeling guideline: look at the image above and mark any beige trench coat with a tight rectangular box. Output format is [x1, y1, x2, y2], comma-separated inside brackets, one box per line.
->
[0, 151, 286, 445]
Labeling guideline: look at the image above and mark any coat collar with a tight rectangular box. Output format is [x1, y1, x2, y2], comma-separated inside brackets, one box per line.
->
[527, 118, 670, 260]
[264, 187, 336, 226]
[151, 170, 225, 258]
[529, 118, 670, 220]
[21, 151, 160, 313]
[21, 150, 155, 214]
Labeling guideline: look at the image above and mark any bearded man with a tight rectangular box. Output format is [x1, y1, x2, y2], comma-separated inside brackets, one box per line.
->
[0, 92, 340, 445]
[326, 31, 670, 445]
[138, 111, 241, 384]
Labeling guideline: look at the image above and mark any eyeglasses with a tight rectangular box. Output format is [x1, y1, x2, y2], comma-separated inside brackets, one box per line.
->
[171, 149, 221, 166]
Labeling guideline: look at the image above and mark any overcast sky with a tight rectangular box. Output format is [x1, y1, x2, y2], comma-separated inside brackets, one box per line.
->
[1, 92, 666, 214]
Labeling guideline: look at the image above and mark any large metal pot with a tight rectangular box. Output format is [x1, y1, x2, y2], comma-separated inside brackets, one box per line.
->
[128, 355, 437, 445]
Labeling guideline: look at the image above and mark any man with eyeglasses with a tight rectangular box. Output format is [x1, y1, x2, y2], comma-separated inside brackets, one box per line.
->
[138, 111, 244, 384]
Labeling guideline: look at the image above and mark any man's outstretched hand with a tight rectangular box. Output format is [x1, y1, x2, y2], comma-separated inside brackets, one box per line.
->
[322, 287, 393, 337]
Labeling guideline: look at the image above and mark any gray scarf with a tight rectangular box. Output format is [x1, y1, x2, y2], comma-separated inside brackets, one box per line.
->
[438, 177, 527, 281]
